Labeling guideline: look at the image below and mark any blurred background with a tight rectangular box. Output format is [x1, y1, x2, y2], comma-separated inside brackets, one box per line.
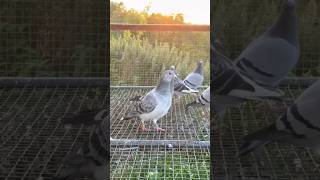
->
[212, 1, 320, 179]
[0, 0, 107, 77]
[212, 0, 320, 77]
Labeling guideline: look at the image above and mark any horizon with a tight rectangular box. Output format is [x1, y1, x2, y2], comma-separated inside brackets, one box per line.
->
[111, 0, 210, 25]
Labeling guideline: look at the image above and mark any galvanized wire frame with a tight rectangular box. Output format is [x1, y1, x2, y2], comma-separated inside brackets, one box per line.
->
[110, 24, 210, 179]
[0, 78, 108, 179]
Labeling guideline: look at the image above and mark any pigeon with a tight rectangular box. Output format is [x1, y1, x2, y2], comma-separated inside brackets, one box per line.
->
[234, 0, 299, 88]
[185, 86, 210, 111]
[53, 125, 109, 180]
[173, 60, 204, 97]
[211, 44, 284, 120]
[121, 70, 176, 132]
[239, 79, 320, 156]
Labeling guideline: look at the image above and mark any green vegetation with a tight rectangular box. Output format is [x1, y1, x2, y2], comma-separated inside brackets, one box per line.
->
[212, 0, 320, 76]
[112, 152, 210, 179]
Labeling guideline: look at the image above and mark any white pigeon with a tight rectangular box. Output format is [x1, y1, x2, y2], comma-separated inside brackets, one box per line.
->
[234, 0, 299, 88]
[185, 86, 210, 110]
[53, 125, 108, 180]
[239, 79, 320, 156]
[121, 70, 176, 132]
[211, 45, 284, 120]
[173, 60, 204, 97]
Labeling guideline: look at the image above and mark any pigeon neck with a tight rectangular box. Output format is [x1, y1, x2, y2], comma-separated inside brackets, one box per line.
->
[156, 79, 171, 95]
[265, 2, 298, 47]
[194, 64, 203, 75]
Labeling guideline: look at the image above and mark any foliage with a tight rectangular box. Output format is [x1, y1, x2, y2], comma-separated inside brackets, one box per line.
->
[110, 31, 210, 86]
[112, 152, 209, 179]
[110, 2, 185, 24]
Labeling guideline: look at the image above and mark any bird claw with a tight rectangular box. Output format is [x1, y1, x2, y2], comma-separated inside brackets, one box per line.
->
[154, 127, 166, 132]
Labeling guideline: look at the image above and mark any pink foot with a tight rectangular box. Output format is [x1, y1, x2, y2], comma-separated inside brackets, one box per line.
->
[139, 127, 151, 132]
[154, 127, 166, 132]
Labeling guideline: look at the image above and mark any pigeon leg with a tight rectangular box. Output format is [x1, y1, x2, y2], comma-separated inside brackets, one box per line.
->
[139, 121, 151, 132]
[152, 119, 165, 132]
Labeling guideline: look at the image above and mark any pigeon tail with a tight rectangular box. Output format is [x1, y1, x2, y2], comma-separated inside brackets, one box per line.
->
[185, 101, 199, 111]
[213, 104, 226, 121]
[121, 111, 139, 120]
[238, 124, 277, 156]
[61, 108, 106, 126]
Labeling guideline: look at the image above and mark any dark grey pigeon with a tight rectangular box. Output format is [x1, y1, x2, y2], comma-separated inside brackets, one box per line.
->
[53, 125, 108, 180]
[239, 79, 320, 156]
[174, 61, 204, 97]
[185, 86, 210, 111]
[235, 0, 299, 88]
[211, 45, 284, 120]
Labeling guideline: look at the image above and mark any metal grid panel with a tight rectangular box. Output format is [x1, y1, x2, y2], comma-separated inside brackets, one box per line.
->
[110, 28, 210, 86]
[110, 87, 209, 140]
[0, 0, 107, 77]
[212, 85, 320, 180]
[110, 87, 210, 179]
[0, 84, 107, 179]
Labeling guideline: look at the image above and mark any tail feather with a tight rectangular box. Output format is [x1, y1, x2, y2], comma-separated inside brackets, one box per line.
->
[120, 110, 139, 120]
[185, 101, 200, 111]
[129, 95, 142, 101]
[61, 108, 106, 125]
[238, 124, 277, 156]
[213, 105, 226, 121]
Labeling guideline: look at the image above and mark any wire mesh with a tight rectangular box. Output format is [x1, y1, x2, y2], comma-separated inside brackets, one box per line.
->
[0, 82, 107, 179]
[0, 0, 107, 77]
[110, 87, 210, 179]
[212, 84, 320, 180]
[110, 27, 210, 86]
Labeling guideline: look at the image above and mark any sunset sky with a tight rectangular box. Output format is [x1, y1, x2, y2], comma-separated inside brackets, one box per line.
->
[111, 0, 210, 25]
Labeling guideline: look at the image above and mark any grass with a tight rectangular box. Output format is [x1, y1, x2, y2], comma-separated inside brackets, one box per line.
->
[110, 31, 210, 86]
[112, 151, 210, 179]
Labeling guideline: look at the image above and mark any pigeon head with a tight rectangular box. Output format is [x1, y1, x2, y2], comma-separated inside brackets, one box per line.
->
[157, 70, 176, 95]
[265, 0, 298, 46]
[194, 60, 204, 75]
[283, 0, 296, 9]
[169, 65, 179, 76]
[211, 44, 232, 79]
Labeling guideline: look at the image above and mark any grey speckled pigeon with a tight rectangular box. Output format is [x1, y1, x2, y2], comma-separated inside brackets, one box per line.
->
[211, 45, 284, 120]
[239, 79, 320, 156]
[174, 60, 204, 97]
[185, 86, 210, 110]
[235, 0, 299, 88]
[121, 70, 176, 132]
